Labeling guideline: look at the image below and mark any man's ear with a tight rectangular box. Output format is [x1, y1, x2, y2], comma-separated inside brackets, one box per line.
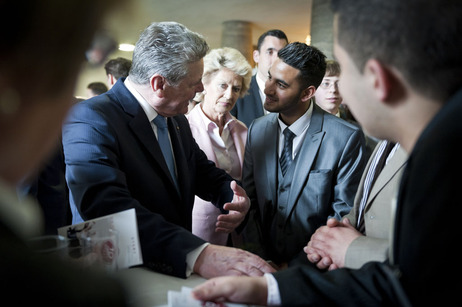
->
[253, 49, 260, 64]
[301, 85, 316, 102]
[107, 74, 115, 86]
[150, 74, 166, 98]
[364, 59, 395, 102]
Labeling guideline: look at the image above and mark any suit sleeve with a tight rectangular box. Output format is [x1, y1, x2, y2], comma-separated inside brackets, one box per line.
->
[330, 128, 367, 220]
[62, 102, 205, 278]
[273, 262, 409, 306]
[345, 236, 389, 269]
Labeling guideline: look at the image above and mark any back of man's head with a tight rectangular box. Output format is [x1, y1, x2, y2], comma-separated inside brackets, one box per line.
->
[87, 82, 108, 96]
[331, 0, 462, 102]
[104, 57, 132, 80]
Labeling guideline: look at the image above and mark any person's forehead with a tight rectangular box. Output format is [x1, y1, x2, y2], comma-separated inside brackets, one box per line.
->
[271, 58, 299, 79]
[261, 36, 285, 50]
[323, 75, 340, 80]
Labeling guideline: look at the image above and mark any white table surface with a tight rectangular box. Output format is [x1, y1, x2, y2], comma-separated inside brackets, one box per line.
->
[116, 267, 207, 307]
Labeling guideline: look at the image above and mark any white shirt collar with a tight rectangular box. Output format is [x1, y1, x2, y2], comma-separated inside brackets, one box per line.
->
[255, 74, 268, 113]
[124, 77, 159, 121]
[197, 104, 235, 132]
[277, 100, 314, 136]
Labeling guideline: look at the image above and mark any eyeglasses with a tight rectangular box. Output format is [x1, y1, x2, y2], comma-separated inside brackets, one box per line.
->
[319, 80, 339, 89]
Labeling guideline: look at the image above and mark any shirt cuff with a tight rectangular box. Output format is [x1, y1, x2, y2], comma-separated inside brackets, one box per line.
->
[185, 243, 209, 277]
[264, 273, 282, 306]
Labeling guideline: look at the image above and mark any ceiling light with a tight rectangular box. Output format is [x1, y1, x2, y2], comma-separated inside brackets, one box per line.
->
[305, 35, 311, 46]
[119, 43, 135, 52]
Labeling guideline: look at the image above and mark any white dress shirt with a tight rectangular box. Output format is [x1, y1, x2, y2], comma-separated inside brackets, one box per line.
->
[277, 102, 314, 159]
[256, 74, 268, 115]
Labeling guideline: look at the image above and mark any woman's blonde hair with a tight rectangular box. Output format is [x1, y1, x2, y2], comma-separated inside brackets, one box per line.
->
[202, 47, 252, 99]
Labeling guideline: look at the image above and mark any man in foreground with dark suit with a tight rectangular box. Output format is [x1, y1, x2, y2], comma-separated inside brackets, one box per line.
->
[63, 21, 275, 279]
[192, 0, 462, 305]
[230, 29, 288, 127]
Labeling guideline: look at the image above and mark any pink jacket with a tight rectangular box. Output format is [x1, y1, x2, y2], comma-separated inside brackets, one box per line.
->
[187, 104, 247, 245]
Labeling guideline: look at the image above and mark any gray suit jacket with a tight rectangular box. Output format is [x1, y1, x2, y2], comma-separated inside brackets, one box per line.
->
[344, 142, 408, 269]
[242, 103, 367, 265]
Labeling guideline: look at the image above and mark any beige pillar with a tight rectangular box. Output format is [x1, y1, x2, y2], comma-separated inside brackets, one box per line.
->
[221, 20, 253, 65]
[310, 0, 334, 60]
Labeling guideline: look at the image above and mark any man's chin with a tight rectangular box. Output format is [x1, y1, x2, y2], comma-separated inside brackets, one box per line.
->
[263, 100, 277, 113]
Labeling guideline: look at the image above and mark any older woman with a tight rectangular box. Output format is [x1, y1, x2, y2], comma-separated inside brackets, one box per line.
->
[187, 47, 252, 246]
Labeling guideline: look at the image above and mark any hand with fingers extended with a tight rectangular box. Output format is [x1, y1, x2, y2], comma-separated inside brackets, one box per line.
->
[215, 181, 250, 233]
[193, 244, 276, 279]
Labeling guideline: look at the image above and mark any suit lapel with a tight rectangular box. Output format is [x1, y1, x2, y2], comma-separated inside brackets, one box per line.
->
[168, 117, 187, 198]
[114, 80, 180, 196]
[286, 105, 325, 220]
[263, 115, 279, 206]
[351, 142, 382, 222]
[365, 146, 408, 209]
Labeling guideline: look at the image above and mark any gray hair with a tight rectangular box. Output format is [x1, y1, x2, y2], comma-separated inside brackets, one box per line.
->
[129, 22, 209, 86]
[202, 47, 252, 98]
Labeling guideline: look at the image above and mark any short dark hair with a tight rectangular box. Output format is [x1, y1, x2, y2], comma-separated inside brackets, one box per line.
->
[257, 29, 288, 51]
[87, 82, 108, 95]
[331, 0, 462, 101]
[277, 42, 326, 89]
[104, 57, 132, 80]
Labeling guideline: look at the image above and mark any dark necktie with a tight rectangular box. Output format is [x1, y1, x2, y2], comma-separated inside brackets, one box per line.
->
[280, 127, 296, 177]
[153, 115, 179, 191]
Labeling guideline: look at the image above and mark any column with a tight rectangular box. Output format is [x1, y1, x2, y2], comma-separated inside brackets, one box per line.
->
[221, 20, 253, 64]
[310, 0, 334, 60]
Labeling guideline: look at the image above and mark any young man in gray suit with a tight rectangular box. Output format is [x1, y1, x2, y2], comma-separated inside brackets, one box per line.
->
[241, 42, 367, 267]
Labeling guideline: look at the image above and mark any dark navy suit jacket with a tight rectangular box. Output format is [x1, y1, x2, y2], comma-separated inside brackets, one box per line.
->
[62, 79, 234, 277]
[230, 75, 265, 128]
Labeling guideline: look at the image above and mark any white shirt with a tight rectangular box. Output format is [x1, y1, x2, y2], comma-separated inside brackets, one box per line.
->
[197, 106, 241, 180]
[277, 101, 314, 159]
[124, 78, 208, 276]
[265, 273, 282, 306]
[256, 74, 268, 115]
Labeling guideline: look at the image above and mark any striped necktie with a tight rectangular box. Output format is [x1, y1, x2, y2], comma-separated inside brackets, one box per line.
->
[280, 127, 296, 176]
